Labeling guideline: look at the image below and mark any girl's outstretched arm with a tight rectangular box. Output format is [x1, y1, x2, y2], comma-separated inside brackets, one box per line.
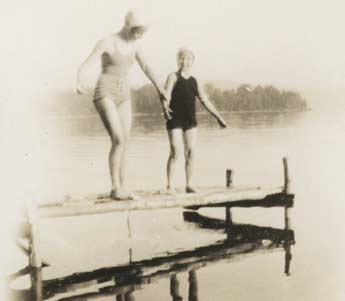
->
[76, 38, 109, 94]
[135, 47, 170, 101]
[196, 80, 228, 128]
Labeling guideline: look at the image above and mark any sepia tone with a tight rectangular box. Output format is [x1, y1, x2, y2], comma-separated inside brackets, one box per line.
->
[1, 1, 345, 300]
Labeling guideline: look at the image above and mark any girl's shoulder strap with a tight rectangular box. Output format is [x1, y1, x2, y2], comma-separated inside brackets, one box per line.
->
[189, 75, 199, 87]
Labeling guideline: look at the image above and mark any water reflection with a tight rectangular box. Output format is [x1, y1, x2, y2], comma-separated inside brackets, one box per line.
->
[9, 211, 294, 301]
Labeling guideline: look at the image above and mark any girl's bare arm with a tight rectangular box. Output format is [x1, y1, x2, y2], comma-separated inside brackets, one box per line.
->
[196, 80, 228, 128]
[164, 73, 177, 101]
[160, 73, 177, 120]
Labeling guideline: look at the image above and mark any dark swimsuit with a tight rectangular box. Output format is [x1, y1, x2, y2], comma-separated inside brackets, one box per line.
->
[166, 71, 199, 131]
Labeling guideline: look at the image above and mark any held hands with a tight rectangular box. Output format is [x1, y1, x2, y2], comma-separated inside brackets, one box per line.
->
[159, 91, 172, 120]
[161, 98, 172, 120]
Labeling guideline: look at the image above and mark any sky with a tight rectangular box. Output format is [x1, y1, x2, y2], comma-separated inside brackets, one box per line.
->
[1, 0, 345, 96]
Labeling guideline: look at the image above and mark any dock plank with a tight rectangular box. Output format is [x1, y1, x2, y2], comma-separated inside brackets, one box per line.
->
[38, 186, 291, 218]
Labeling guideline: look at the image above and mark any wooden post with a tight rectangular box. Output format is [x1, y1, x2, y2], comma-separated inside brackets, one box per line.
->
[27, 204, 42, 268]
[226, 169, 233, 188]
[283, 157, 290, 194]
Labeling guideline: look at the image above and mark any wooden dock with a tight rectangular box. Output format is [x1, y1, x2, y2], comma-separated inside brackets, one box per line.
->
[19, 157, 294, 272]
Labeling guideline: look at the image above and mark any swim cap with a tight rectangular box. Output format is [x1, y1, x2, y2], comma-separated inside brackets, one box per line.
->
[177, 47, 195, 60]
[125, 9, 149, 29]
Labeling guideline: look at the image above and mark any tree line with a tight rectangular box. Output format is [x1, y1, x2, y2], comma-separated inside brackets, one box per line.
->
[131, 82, 308, 114]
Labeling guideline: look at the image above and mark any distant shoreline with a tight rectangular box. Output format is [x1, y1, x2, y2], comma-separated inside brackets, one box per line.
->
[47, 109, 309, 119]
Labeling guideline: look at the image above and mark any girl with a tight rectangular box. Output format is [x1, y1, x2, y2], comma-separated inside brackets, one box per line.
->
[163, 48, 227, 194]
[76, 10, 170, 200]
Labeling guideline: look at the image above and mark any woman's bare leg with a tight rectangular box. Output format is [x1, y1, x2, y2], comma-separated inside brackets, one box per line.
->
[183, 128, 198, 193]
[167, 129, 183, 193]
[117, 101, 132, 192]
[94, 97, 129, 199]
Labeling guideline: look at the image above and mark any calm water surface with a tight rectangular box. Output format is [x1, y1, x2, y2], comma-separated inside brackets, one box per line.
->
[8, 110, 345, 300]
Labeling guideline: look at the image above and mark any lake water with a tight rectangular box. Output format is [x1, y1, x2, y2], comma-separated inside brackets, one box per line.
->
[6, 109, 345, 300]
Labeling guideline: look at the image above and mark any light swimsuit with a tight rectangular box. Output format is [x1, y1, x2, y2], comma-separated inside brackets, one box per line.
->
[94, 40, 135, 105]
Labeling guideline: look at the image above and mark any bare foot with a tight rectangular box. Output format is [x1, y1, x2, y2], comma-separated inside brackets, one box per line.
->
[110, 188, 132, 200]
[186, 186, 199, 193]
[126, 191, 141, 201]
[166, 187, 177, 195]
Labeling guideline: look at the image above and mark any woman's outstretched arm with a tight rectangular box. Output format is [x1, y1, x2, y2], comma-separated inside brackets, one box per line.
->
[135, 47, 170, 101]
[196, 79, 228, 128]
[76, 38, 109, 94]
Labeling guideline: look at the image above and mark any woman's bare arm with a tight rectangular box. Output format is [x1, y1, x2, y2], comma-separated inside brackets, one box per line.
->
[196, 79, 228, 128]
[135, 47, 169, 100]
[160, 73, 177, 119]
[76, 38, 109, 94]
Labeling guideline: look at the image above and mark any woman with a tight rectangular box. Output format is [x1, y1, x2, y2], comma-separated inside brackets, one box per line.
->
[76, 10, 170, 200]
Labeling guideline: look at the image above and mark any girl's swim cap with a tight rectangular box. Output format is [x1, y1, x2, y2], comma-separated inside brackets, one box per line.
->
[177, 47, 195, 60]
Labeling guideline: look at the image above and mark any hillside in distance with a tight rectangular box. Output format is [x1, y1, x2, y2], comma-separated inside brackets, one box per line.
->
[42, 80, 308, 117]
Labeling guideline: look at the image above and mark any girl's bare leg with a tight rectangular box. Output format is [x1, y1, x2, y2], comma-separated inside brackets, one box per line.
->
[183, 128, 198, 193]
[94, 97, 129, 199]
[167, 129, 183, 194]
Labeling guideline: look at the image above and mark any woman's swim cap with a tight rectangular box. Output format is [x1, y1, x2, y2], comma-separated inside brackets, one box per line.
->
[125, 10, 149, 29]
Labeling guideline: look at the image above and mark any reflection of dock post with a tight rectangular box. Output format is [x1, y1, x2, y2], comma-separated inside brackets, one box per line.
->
[30, 268, 43, 301]
[225, 206, 233, 240]
[188, 270, 199, 301]
[225, 170, 234, 239]
[27, 204, 42, 268]
[283, 157, 291, 230]
[124, 292, 135, 301]
[170, 275, 183, 301]
[284, 241, 292, 276]
[283, 157, 293, 276]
